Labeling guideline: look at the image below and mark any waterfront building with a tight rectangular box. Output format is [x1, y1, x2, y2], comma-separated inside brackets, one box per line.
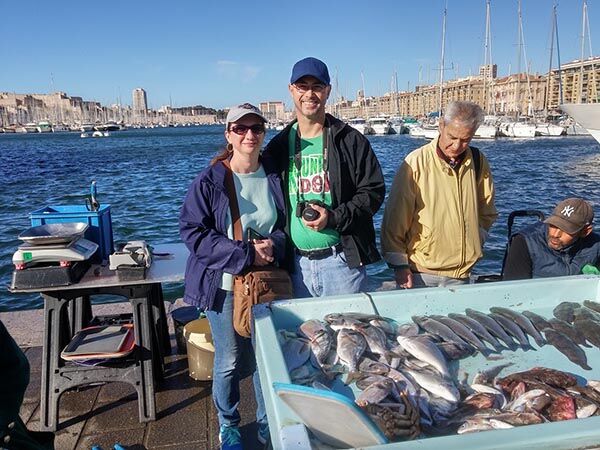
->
[259, 101, 286, 122]
[132, 88, 148, 123]
[547, 56, 600, 108]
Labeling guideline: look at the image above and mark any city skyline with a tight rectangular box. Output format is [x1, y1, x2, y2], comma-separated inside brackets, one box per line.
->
[1, 0, 598, 110]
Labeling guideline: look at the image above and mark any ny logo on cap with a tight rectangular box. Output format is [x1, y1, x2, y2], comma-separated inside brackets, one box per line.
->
[561, 205, 575, 217]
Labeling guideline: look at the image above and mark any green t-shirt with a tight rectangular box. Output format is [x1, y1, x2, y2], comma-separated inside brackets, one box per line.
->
[288, 124, 340, 250]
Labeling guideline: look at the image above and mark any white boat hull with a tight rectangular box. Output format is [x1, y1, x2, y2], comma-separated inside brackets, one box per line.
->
[561, 103, 600, 145]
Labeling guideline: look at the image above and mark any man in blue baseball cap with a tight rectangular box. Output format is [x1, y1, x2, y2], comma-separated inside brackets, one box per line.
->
[264, 57, 385, 298]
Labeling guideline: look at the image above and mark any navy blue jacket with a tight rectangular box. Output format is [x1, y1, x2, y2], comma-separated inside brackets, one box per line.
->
[179, 159, 287, 310]
[519, 222, 600, 278]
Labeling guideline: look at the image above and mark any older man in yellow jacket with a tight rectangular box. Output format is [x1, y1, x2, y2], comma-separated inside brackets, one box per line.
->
[381, 101, 498, 288]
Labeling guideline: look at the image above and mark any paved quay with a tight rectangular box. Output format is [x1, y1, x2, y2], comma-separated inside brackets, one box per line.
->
[1, 301, 265, 450]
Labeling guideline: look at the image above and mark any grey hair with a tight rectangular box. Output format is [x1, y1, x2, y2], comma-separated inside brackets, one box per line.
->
[442, 101, 484, 130]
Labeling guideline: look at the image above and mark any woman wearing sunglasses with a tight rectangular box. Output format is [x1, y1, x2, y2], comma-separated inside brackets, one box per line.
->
[180, 103, 287, 450]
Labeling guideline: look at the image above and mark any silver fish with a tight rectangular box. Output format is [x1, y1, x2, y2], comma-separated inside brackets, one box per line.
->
[397, 335, 450, 378]
[336, 328, 367, 382]
[403, 368, 460, 403]
[489, 313, 534, 350]
[458, 418, 513, 434]
[448, 313, 505, 352]
[505, 388, 550, 412]
[396, 322, 420, 337]
[574, 306, 600, 322]
[298, 319, 334, 367]
[472, 363, 513, 386]
[489, 307, 546, 347]
[356, 377, 396, 406]
[465, 309, 519, 350]
[355, 322, 396, 360]
[412, 315, 470, 349]
[543, 328, 592, 371]
[431, 315, 491, 355]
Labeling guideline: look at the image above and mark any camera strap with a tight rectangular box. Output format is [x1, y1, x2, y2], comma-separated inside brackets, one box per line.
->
[293, 120, 329, 205]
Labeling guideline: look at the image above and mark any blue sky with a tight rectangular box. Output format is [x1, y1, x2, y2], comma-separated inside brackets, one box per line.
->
[1, 0, 597, 110]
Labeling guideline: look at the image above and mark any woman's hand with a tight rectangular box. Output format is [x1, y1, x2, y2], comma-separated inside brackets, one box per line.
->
[252, 239, 274, 266]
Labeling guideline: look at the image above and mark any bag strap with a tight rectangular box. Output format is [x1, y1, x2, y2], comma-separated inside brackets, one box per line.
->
[471, 146, 481, 181]
[222, 160, 244, 242]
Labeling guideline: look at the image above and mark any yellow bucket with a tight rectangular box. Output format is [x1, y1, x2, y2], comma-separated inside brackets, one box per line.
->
[183, 317, 215, 381]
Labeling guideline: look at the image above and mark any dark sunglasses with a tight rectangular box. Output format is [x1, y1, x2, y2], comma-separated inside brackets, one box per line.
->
[229, 124, 266, 135]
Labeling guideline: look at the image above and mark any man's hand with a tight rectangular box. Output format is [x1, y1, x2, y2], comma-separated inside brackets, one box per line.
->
[302, 204, 328, 232]
[394, 267, 413, 289]
[252, 239, 274, 266]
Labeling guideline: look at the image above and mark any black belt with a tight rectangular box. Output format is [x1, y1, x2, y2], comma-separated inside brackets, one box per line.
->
[296, 243, 343, 260]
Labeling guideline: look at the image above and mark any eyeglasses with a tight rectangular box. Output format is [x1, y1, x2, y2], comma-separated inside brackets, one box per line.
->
[229, 124, 266, 135]
[293, 82, 327, 94]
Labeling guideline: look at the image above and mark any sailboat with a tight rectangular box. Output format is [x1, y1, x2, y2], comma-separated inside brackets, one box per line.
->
[474, 0, 499, 139]
[500, 0, 536, 138]
[560, 1, 600, 144]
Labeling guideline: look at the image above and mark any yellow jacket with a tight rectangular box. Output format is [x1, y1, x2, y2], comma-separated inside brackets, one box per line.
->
[381, 138, 497, 279]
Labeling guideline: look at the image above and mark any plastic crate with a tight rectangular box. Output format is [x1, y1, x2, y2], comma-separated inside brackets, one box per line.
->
[30, 205, 114, 262]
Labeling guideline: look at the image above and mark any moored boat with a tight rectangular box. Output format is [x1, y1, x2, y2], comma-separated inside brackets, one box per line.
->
[560, 103, 600, 144]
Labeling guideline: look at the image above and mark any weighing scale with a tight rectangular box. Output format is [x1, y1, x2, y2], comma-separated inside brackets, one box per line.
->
[11, 223, 99, 289]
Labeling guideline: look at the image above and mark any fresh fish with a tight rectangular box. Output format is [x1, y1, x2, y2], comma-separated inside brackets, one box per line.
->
[522, 310, 553, 334]
[462, 392, 498, 410]
[457, 418, 513, 434]
[356, 374, 390, 390]
[430, 315, 491, 355]
[489, 313, 533, 350]
[396, 335, 450, 378]
[356, 377, 396, 407]
[573, 306, 600, 322]
[470, 383, 507, 407]
[412, 316, 471, 349]
[553, 301, 581, 323]
[369, 318, 397, 336]
[497, 367, 577, 391]
[486, 411, 544, 426]
[355, 322, 398, 360]
[547, 318, 591, 347]
[324, 312, 381, 324]
[298, 319, 334, 366]
[583, 300, 600, 314]
[403, 368, 460, 403]
[587, 380, 600, 394]
[567, 385, 600, 405]
[436, 341, 476, 360]
[281, 336, 311, 371]
[576, 402, 598, 419]
[489, 307, 546, 347]
[336, 329, 367, 383]
[542, 328, 592, 371]
[448, 313, 505, 352]
[396, 322, 420, 337]
[472, 363, 513, 386]
[546, 395, 577, 421]
[506, 389, 551, 412]
[465, 309, 519, 350]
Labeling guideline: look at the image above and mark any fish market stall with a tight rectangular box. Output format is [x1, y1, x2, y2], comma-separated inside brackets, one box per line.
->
[253, 275, 600, 449]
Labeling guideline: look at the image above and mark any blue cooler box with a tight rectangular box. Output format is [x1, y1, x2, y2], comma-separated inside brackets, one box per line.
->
[30, 205, 114, 262]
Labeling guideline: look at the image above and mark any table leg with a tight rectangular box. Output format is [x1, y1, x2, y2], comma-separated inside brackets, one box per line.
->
[40, 294, 70, 432]
[130, 294, 157, 422]
[68, 295, 92, 334]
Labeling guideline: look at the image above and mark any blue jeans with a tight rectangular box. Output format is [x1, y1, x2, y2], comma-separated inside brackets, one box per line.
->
[290, 250, 367, 298]
[412, 272, 469, 288]
[205, 289, 267, 428]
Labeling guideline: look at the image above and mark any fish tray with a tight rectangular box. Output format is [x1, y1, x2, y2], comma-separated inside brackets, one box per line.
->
[253, 275, 600, 450]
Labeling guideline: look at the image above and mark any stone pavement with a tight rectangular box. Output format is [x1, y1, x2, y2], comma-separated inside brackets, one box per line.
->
[18, 347, 264, 450]
[3, 302, 266, 450]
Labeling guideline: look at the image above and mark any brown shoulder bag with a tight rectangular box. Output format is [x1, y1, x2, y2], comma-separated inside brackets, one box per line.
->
[223, 161, 293, 338]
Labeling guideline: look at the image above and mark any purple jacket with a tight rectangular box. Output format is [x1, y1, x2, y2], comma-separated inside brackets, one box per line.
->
[179, 159, 287, 310]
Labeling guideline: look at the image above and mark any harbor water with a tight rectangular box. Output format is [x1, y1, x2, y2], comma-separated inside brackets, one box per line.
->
[1, 127, 600, 311]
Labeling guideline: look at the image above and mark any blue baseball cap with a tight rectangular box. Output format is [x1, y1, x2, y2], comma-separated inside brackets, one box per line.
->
[290, 57, 330, 85]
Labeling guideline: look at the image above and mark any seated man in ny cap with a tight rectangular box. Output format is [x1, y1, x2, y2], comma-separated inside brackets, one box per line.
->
[503, 197, 600, 280]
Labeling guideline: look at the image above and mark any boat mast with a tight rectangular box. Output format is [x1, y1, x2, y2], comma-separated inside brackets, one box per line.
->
[438, 4, 447, 118]
[483, 0, 493, 114]
[579, 0, 587, 102]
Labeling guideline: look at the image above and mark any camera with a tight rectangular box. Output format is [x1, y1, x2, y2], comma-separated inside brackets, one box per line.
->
[296, 200, 324, 221]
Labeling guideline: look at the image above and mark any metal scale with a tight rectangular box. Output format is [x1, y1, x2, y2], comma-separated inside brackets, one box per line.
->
[11, 223, 99, 289]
